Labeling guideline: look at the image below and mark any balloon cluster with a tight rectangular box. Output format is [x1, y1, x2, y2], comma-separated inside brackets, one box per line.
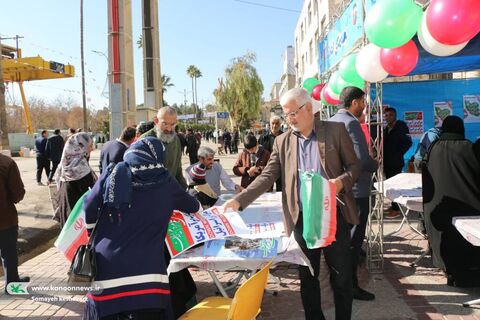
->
[304, 0, 480, 106]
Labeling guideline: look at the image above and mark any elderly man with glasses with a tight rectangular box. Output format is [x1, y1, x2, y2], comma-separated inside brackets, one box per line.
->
[224, 88, 361, 320]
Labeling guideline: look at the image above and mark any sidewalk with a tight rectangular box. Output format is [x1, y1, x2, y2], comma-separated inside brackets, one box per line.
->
[1, 140, 480, 319]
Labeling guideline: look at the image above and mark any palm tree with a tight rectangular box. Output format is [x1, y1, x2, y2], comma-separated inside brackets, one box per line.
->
[187, 65, 201, 122]
[161, 75, 174, 98]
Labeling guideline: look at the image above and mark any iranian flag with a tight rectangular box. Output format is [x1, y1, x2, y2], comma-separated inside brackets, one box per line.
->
[54, 191, 90, 261]
[300, 171, 337, 249]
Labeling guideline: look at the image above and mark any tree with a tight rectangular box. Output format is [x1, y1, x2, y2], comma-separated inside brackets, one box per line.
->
[214, 52, 264, 130]
[186, 65, 202, 122]
[160, 74, 174, 101]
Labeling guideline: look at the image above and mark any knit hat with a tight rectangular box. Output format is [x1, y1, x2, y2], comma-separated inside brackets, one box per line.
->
[189, 163, 207, 184]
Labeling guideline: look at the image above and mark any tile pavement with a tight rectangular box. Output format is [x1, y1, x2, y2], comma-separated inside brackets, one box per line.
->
[1, 219, 480, 319]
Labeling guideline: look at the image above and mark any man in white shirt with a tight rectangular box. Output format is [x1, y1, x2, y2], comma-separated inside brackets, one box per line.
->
[185, 146, 242, 196]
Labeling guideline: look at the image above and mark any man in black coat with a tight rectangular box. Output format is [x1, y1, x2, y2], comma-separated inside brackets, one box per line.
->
[45, 129, 65, 183]
[383, 107, 412, 218]
[185, 128, 199, 165]
[259, 115, 284, 191]
[99, 126, 136, 174]
[35, 130, 50, 186]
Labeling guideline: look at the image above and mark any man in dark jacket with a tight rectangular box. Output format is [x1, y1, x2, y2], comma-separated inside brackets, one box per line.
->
[185, 128, 199, 165]
[383, 107, 412, 218]
[45, 129, 65, 183]
[330, 87, 378, 301]
[259, 115, 284, 191]
[35, 130, 50, 186]
[99, 126, 136, 174]
[0, 153, 29, 293]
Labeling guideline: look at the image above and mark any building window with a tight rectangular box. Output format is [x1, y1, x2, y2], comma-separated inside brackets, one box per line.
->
[300, 23, 304, 41]
[310, 40, 314, 64]
[315, 30, 319, 58]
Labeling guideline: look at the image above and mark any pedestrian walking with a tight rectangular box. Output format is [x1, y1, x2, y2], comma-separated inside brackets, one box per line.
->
[35, 130, 51, 186]
[45, 129, 65, 183]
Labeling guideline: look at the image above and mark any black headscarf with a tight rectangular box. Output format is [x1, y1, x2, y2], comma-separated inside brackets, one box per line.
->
[441, 115, 465, 137]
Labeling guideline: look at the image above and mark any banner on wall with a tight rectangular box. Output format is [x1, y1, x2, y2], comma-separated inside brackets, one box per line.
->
[404, 111, 424, 137]
[463, 95, 480, 123]
[433, 101, 453, 127]
[318, 0, 363, 73]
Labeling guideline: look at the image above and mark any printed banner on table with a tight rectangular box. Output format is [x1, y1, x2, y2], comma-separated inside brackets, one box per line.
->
[433, 101, 453, 127]
[165, 207, 249, 257]
[54, 191, 89, 261]
[404, 111, 424, 137]
[463, 95, 480, 123]
[203, 237, 279, 259]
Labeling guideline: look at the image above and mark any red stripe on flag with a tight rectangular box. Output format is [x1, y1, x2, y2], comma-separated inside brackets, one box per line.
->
[166, 211, 195, 256]
[87, 288, 170, 301]
[218, 215, 235, 235]
[65, 230, 89, 261]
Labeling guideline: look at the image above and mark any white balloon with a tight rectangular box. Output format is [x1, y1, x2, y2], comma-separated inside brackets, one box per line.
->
[417, 11, 468, 57]
[356, 43, 389, 83]
[326, 84, 340, 100]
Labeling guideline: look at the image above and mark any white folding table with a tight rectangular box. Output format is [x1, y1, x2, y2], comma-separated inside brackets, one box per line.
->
[453, 216, 480, 308]
[168, 192, 310, 297]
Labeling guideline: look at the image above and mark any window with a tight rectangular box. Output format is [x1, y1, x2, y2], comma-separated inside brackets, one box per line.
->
[308, 3, 312, 26]
[300, 23, 304, 41]
[310, 40, 314, 64]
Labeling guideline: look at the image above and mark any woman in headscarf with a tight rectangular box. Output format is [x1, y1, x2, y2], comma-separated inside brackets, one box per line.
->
[423, 115, 480, 287]
[83, 137, 200, 320]
[53, 132, 96, 226]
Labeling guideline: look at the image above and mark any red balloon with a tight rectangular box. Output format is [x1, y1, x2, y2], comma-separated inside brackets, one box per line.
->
[380, 40, 419, 76]
[426, 0, 480, 45]
[323, 86, 340, 105]
[311, 83, 325, 100]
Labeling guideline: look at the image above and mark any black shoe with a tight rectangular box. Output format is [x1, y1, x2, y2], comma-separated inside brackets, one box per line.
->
[353, 286, 375, 301]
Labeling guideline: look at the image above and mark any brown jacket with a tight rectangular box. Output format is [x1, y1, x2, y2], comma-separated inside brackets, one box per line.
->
[235, 120, 361, 236]
[233, 146, 271, 188]
[0, 154, 25, 230]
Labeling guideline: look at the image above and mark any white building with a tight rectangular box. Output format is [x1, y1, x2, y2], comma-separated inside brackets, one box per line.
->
[279, 46, 296, 98]
[294, 0, 343, 86]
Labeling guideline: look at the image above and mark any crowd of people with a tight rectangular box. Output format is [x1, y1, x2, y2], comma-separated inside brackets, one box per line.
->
[1, 86, 480, 320]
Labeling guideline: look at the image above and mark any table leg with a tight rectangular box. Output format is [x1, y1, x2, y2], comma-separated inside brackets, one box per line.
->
[463, 298, 480, 307]
[410, 248, 430, 267]
[208, 270, 231, 298]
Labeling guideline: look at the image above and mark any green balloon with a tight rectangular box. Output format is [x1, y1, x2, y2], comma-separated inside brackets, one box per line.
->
[365, 0, 423, 49]
[303, 77, 320, 94]
[329, 72, 349, 95]
[338, 54, 364, 85]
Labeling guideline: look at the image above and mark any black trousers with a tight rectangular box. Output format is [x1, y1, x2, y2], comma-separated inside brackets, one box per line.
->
[224, 142, 231, 154]
[101, 308, 170, 320]
[351, 197, 369, 287]
[48, 160, 60, 182]
[188, 151, 198, 165]
[0, 226, 20, 287]
[36, 155, 51, 183]
[294, 209, 353, 320]
[384, 165, 403, 211]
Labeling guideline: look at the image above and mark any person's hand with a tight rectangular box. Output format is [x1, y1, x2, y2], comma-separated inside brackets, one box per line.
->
[329, 178, 344, 194]
[234, 185, 243, 193]
[247, 167, 258, 177]
[223, 198, 241, 213]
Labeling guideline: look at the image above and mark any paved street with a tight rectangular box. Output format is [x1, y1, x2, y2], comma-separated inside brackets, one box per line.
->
[1, 140, 480, 319]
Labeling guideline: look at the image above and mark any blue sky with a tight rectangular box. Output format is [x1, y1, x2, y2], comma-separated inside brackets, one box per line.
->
[1, 0, 302, 111]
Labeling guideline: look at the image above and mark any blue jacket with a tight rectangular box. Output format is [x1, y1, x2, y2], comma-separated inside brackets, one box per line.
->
[330, 109, 378, 198]
[99, 140, 128, 174]
[35, 136, 48, 157]
[83, 170, 199, 318]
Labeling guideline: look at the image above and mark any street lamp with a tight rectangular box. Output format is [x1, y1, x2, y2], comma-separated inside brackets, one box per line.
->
[91, 50, 109, 98]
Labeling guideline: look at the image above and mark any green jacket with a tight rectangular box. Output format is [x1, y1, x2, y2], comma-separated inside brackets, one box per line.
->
[141, 128, 187, 188]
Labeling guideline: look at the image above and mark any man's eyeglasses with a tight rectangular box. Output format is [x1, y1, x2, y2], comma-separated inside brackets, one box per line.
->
[284, 103, 306, 119]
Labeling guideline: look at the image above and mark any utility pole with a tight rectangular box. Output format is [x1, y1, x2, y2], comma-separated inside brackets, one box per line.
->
[80, 0, 88, 131]
[0, 38, 10, 150]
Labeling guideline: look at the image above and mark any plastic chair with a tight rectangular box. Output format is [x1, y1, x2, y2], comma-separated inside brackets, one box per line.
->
[179, 261, 272, 320]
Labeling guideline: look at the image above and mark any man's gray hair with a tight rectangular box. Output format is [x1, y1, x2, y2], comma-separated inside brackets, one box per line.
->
[270, 115, 281, 123]
[279, 88, 311, 108]
[198, 146, 215, 158]
[157, 106, 177, 118]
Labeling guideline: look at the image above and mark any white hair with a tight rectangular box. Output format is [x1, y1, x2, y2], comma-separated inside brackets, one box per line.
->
[157, 106, 177, 118]
[270, 115, 281, 123]
[198, 146, 215, 158]
[279, 88, 311, 108]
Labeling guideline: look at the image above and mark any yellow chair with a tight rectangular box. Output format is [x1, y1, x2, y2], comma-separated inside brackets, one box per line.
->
[179, 261, 272, 320]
